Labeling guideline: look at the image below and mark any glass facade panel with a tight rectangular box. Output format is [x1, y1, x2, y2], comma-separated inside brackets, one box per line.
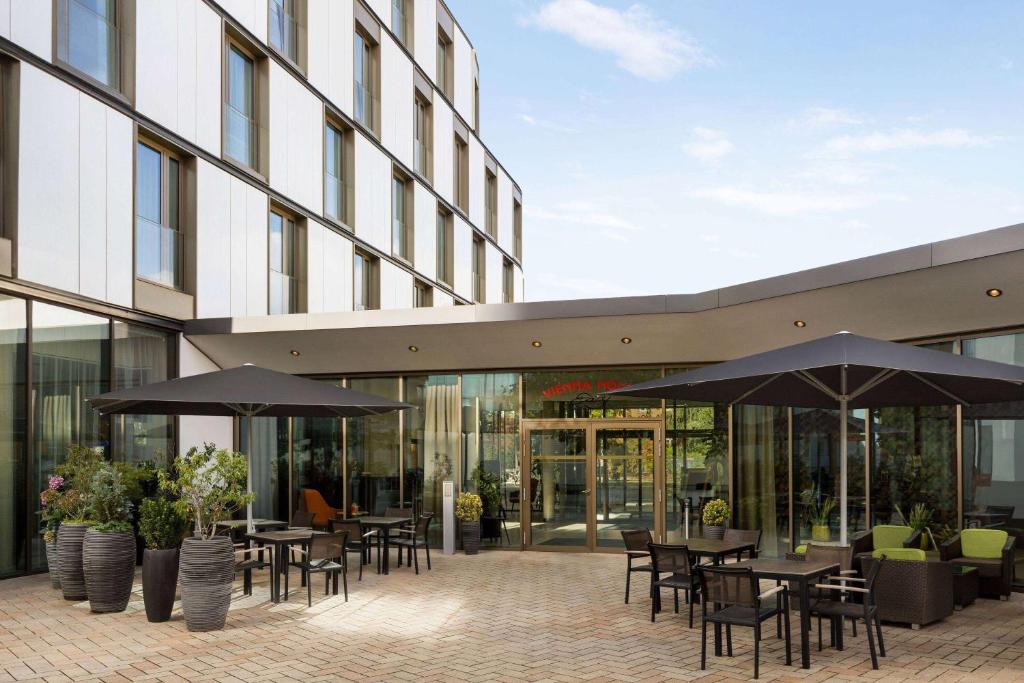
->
[112, 322, 173, 467]
[734, 406, 789, 556]
[405, 375, 459, 545]
[292, 416, 342, 521]
[347, 378, 401, 515]
[0, 297, 26, 578]
[239, 416, 288, 522]
[528, 428, 586, 547]
[269, 0, 299, 63]
[61, 0, 119, 88]
[595, 427, 656, 547]
[665, 399, 728, 543]
[226, 45, 255, 167]
[524, 368, 661, 419]
[324, 124, 344, 222]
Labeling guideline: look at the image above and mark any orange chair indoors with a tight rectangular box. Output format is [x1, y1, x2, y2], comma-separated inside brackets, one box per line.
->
[303, 489, 339, 529]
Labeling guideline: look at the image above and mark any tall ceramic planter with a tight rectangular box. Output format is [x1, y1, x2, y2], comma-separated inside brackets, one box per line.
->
[57, 522, 89, 601]
[142, 548, 180, 623]
[703, 525, 725, 540]
[83, 529, 136, 613]
[462, 521, 481, 555]
[44, 538, 61, 589]
[178, 536, 234, 632]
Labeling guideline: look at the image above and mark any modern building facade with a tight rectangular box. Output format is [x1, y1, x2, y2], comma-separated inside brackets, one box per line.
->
[0, 0, 521, 579]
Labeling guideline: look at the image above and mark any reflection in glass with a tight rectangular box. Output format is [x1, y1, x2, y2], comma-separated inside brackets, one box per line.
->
[406, 375, 458, 545]
[523, 368, 661, 419]
[62, 0, 118, 87]
[112, 322, 172, 467]
[226, 46, 255, 167]
[529, 429, 586, 547]
[595, 428, 656, 548]
[292, 416, 341, 520]
[665, 400, 728, 543]
[734, 406, 789, 556]
[347, 378, 400, 515]
[0, 297, 26, 578]
[325, 124, 344, 222]
[239, 416, 288, 522]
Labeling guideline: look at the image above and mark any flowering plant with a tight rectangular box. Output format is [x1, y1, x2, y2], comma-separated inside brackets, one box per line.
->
[39, 476, 70, 542]
[702, 498, 730, 527]
[455, 492, 483, 522]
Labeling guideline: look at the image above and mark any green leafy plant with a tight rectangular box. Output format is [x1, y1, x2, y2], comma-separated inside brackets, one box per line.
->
[455, 492, 483, 522]
[702, 498, 730, 527]
[54, 445, 104, 523]
[39, 475, 68, 542]
[87, 461, 134, 533]
[159, 443, 255, 540]
[139, 498, 190, 550]
[472, 464, 501, 514]
[801, 490, 837, 527]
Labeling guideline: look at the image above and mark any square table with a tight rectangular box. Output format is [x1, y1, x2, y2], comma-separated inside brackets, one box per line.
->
[245, 529, 327, 603]
[357, 516, 412, 575]
[682, 538, 757, 565]
[952, 565, 979, 609]
[728, 558, 840, 669]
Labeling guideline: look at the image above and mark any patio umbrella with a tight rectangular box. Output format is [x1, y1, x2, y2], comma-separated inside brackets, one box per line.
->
[87, 364, 411, 531]
[606, 331, 1024, 543]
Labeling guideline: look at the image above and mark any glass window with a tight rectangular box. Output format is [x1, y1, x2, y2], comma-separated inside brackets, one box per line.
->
[0, 297, 26, 578]
[523, 368, 661, 419]
[354, 32, 375, 130]
[472, 236, 485, 303]
[392, 176, 408, 260]
[436, 35, 449, 97]
[413, 281, 431, 308]
[226, 44, 256, 168]
[405, 375, 458, 545]
[485, 171, 497, 238]
[292, 414, 341, 520]
[112, 322, 173, 468]
[502, 259, 514, 303]
[31, 302, 109, 569]
[324, 123, 345, 223]
[513, 199, 522, 261]
[454, 137, 468, 212]
[347, 378, 400, 515]
[57, 0, 119, 89]
[391, 0, 408, 46]
[354, 250, 376, 311]
[269, 211, 299, 314]
[436, 210, 452, 286]
[665, 399, 728, 544]
[269, 0, 299, 64]
[733, 406, 788, 555]
[135, 141, 183, 289]
[414, 98, 430, 178]
[239, 416, 289, 522]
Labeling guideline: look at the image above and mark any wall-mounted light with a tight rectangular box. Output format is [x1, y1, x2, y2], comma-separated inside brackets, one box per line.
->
[531, 340, 543, 348]
[793, 320, 807, 328]
[289, 349, 301, 357]
[408, 345, 419, 352]
[986, 288, 1003, 298]
[621, 337, 632, 344]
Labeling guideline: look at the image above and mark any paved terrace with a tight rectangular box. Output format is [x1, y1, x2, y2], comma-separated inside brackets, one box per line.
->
[1, 552, 1022, 682]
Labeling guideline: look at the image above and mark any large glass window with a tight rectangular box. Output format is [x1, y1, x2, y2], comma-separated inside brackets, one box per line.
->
[472, 236, 485, 303]
[353, 250, 377, 311]
[436, 209, 453, 286]
[57, 0, 120, 89]
[733, 406, 788, 556]
[454, 137, 468, 212]
[354, 31, 376, 131]
[0, 297, 26, 578]
[414, 97, 431, 179]
[112, 322, 173, 468]
[485, 170, 497, 238]
[31, 303, 109, 568]
[436, 33, 452, 98]
[406, 375, 458, 544]
[269, 0, 300, 65]
[392, 175, 409, 261]
[347, 378, 401, 515]
[391, 0, 409, 47]
[292, 415, 341, 520]
[225, 44, 256, 168]
[524, 368, 661, 419]
[239, 416, 288, 522]
[135, 141, 183, 289]
[502, 259, 514, 303]
[324, 123, 346, 224]
[665, 400, 727, 543]
[269, 210, 300, 314]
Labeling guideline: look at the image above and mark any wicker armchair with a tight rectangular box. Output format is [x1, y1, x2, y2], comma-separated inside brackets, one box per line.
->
[860, 556, 953, 628]
[940, 529, 1015, 600]
[852, 525, 923, 572]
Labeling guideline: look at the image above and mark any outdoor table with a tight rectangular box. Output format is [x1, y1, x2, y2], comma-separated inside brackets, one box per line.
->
[215, 518, 289, 534]
[952, 565, 979, 610]
[358, 516, 412, 575]
[245, 529, 327, 603]
[728, 558, 840, 669]
[682, 538, 757, 565]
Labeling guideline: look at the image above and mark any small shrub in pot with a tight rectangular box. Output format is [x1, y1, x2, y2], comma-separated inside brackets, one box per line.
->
[702, 498, 730, 540]
[82, 461, 137, 613]
[456, 492, 483, 555]
[139, 498, 189, 622]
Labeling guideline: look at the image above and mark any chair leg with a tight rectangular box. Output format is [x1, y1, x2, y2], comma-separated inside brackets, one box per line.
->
[674, 588, 679, 613]
[284, 564, 290, 600]
[413, 545, 420, 575]
[817, 615, 822, 651]
[425, 543, 431, 570]
[324, 572, 329, 595]
[865, 616, 879, 670]
[753, 622, 761, 679]
[726, 625, 733, 657]
[688, 590, 694, 629]
[625, 562, 631, 604]
[783, 594, 792, 666]
[875, 614, 886, 657]
[307, 574, 312, 608]
[358, 551, 363, 581]
[342, 565, 349, 602]
[852, 618, 857, 638]
[651, 585, 658, 622]
[700, 617, 708, 670]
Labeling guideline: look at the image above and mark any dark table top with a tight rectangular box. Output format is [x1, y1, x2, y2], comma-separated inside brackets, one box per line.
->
[216, 519, 288, 530]
[730, 558, 840, 580]
[246, 529, 326, 544]
[358, 516, 413, 527]
[682, 538, 757, 555]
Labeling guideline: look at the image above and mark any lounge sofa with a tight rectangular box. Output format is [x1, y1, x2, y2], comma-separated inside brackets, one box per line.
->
[940, 528, 1015, 600]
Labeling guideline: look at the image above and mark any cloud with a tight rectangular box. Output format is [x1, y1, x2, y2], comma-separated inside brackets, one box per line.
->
[794, 161, 879, 186]
[824, 128, 1000, 155]
[528, 202, 642, 232]
[536, 273, 643, 299]
[688, 186, 894, 217]
[516, 113, 579, 134]
[1000, 58, 1014, 71]
[525, 0, 711, 81]
[683, 127, 734, 164]
[797, 107, 863, 129]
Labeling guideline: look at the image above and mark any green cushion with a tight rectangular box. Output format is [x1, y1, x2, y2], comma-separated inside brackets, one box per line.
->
[794, 545, 807, 554]
[871, 547, 925, 561]
[872, 525, 913, 550]
[961, 528, 1008, 559]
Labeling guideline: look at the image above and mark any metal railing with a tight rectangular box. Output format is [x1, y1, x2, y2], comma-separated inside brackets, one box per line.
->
[224, 104, 257, 167]
[135, 217, 183, 289]
[269, 1, 300, 63]
[414, 141, 432, 178]
[59, 0, 120, 88]
[354, 83, 378, 131]
[269, 270, 300, 315]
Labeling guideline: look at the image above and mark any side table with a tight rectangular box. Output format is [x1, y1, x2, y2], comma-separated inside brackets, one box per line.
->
[951, 565, 978, 610]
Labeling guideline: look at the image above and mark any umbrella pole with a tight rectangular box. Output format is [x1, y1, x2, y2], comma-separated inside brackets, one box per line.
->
[839, 366, 848, 546]
[247, 413, 255, 534]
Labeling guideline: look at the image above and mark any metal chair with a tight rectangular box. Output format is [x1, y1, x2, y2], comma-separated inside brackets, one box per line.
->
[285, 531, 349, 606]
[390, 513, 434, 574]
[722, 528, 762, 560]
[809, 556, 886, 669]
[329, 518, 376, 581]
[620, 529, 653, 604]
[649, 543, 700, 628]
[290, 509, 315, 528]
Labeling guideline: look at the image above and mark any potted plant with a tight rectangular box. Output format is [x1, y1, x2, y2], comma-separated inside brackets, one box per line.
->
[55, 446, 102, 601]
[139, 497, 189, 622]
[159, 444, 253, 632]
[801, 490, 836, 542]
[82, 461, 137, 613]
[456, 492, 483, 555]
[702, 498, 730, 539]
[472, 464, 502, 540]
[902, 503, 936, 551]
[39, 474, 67, 589]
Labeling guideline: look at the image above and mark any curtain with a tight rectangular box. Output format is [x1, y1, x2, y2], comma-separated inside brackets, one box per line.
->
[736, 406, 782, 554]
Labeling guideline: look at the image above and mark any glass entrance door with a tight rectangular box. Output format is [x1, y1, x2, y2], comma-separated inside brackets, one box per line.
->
[523, 420, 662, 551]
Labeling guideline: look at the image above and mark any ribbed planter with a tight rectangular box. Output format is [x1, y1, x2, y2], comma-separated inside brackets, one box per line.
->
[57, 523, 89, 601]
[44, 538, 61, 589]
[462, 521, 481, 555]
[142, 548, 180, 623]
[83, 529, 136, 613]
[179, 536, 235, 632]
[703, 525, 725, 540]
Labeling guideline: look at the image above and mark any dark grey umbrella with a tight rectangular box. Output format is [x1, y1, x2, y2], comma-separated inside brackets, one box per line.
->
[88, 364, 411, 530]
[607, 331, 1024, 542]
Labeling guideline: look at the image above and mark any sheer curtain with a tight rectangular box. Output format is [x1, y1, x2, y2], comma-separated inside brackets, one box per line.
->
[735, 406, 784, 555]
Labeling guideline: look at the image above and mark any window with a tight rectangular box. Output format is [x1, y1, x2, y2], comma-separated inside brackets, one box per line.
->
[414, 95, 431, 180]
[485, 169, 497, 238]
[391, 0, 411, 49]
[436, 208, 453, 287]
[413, 280, 432, 308]
[391, 172, 412, 262]
[513, 197, 522, 261]
[502, 259, 514, 304]
[269, 0, 305, 69]
[324, 121, 351, 226]
[135, 140, 183, 289]
[269, 209, 302, 314]
[453, 136, 468, 213]
[472, 235, 485, 303]
[354, 30, 378, 133]
[225, 41, 257, 170]
[56, 0, 131, 94]
[473, 76, 480, 134]
[436, 31, 453, 99]
[353, 250, 379, 311]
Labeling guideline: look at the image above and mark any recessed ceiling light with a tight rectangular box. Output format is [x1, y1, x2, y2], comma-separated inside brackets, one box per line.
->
[531, 340, 542, 348]
[793, 320, 807, 328]
[621, 337, 632, 344]
[408, 345, 419, 352]
[289, 349, 301, 357]
[986, 288, 1003, 298]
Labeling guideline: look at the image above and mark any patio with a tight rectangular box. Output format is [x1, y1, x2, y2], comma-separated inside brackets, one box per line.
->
[1, 552, 1022, 682]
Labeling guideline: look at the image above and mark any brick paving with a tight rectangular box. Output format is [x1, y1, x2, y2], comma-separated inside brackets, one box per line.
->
[1, 551, 1023, 682]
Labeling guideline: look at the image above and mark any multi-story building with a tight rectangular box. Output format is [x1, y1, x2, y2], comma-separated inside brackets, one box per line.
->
[0, 0, 522, 579]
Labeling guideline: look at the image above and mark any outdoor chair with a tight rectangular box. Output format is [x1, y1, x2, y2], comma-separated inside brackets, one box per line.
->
[984, 505, 1015, 527]
[861, 550, 953, 628]
[284, 530, 349, 606]
[698, 565, 790, 680]
[303, 489, 340, 529]
[290, 509, 315, 528]
[329, 518, 377, 581]
[722, 528, 762, 561]
[940, 528, 1015, 600]
[852, 525, 922, 572]
[808, 556, 886, 670]
[648, 543, 700, 628]
[620, 529, 653, 604]
[390, 513, 434, 574]
[234, 545, 273, 597]
[786, 543, 856, 636]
